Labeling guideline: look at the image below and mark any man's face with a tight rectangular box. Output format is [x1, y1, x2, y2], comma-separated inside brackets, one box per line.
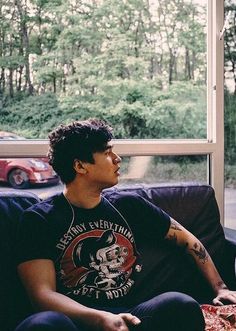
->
[85, 143, 121, 189]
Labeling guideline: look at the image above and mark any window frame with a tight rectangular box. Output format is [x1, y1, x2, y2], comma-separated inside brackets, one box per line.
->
[0, 0, 225, 223]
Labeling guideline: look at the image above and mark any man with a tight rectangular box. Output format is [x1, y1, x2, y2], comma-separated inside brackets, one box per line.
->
[15, 119, 236, 331]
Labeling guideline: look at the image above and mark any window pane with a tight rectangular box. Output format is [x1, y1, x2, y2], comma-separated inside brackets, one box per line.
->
[0, 0, 207, 139]
[224, 2, 236, 229]
[0, 157, 60, 197]
[0, 155, 207, 198]
[225, 188, 236, 230]
[119, 155, 208, 185]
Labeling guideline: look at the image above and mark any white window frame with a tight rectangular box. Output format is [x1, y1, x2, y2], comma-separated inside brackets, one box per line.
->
[0, 0, 225, 223]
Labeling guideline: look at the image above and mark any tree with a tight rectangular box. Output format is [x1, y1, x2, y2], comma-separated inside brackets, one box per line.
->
[224, 1, 236, 95]
[15, 0, 34, 94]
[224, 1, 236, 166]
[0, 0, 207, 143]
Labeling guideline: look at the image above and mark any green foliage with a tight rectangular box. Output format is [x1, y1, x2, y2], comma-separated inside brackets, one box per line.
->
[109, 81, 206, 139]
[0, 93, 62, 138]
[0, 56, 25, 69]
[0, 81, 206, 141]
[225, 89, 236, 164]
[224, 1, 236, 96]
[225, 164, 236, 187]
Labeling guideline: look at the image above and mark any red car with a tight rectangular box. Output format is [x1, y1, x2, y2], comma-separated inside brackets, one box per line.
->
[0, 132, 59, 189]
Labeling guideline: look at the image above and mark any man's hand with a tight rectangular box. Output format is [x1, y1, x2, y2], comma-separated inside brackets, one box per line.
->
[213, 289, 236, 306]
[96, 311, 141, 331]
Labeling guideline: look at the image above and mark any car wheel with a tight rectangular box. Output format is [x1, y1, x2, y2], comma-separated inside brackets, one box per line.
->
[8, 169, 30, 189]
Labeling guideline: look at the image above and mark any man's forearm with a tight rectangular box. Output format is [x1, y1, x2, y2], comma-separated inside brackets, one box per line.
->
[31, 289, 141, 331]
[32, 289, 105, 326]
[166, 218, 228, 295]
[185, 235, 228, 294]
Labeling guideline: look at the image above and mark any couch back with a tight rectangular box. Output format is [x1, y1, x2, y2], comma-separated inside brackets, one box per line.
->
[0, 184, 234, 331]
[0, 191, 40, 331]
[103, 184, 235, 304]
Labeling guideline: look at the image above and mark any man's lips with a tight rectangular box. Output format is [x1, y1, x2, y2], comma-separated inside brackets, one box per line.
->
[115, 167, 120, 174]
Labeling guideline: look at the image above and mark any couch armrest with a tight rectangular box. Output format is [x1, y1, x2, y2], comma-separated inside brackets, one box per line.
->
[224, 227, 236, 255]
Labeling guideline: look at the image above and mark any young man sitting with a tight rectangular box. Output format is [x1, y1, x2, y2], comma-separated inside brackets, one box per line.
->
[15, 119, 236, 331]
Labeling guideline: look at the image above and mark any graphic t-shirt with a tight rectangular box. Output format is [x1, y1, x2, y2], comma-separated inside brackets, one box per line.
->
[16, 192, 170, 307]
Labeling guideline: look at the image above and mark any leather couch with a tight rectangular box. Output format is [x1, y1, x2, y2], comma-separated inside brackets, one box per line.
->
[0, 184, 235, 331]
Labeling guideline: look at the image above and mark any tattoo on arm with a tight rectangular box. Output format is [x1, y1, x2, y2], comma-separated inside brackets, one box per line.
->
[190, 242, 209, 264]
[166, 220, 182, 244]
[170, 219, 182, 231]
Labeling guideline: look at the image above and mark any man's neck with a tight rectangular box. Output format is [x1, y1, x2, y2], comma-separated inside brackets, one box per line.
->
[63, 182, 102, 209]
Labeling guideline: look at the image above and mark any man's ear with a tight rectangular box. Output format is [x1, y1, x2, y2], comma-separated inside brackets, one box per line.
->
[73, 159, 87, 174]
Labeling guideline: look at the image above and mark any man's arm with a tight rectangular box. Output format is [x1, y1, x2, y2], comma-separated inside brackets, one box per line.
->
[17, 259, 140, 331]
[165, 218, 236, 305]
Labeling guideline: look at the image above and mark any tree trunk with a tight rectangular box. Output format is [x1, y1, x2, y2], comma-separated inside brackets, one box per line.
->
[149, 56, 154, 79]
[9, 38, 14, 98]
[191, 50, 195, 80]
[17, 66, 23, 91]
[233, 70, 236, 96]
[63, 75, 66, 93]
[169, 50, 175, 85]
[53, 76, 56, 93]
[0, 68, 5, 93]
[9, 69, 14, 98]
[185, 48, 191, 80]
[15, 0, 34, 95]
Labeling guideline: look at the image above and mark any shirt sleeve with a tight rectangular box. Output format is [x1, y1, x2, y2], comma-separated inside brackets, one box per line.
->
[15, 208, 54, 265]
[110, 192, 171, 240]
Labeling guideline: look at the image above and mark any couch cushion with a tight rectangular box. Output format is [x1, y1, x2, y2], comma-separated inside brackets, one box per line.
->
[0, 191, 40, 331]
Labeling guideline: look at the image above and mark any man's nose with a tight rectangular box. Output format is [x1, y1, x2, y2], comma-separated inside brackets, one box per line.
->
[113, 153, 122, 164]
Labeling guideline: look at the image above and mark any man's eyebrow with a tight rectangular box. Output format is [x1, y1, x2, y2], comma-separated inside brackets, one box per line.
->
[105, 144, 113, 150]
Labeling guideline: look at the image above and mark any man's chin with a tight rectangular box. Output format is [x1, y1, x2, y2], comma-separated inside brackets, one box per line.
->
[102, 179, 119, 189]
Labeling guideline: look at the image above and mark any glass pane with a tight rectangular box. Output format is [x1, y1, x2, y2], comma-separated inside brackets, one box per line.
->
[0, 155, 207, 198]
[224, 2, 236, 229]
[119, 155, 207, 185]
[0, 0, 207, 139]
[0, 157, 61, 199]
[225, 188, 236, 230]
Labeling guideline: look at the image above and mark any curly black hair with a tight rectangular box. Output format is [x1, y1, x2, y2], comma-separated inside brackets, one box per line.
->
[48, 119, 113, 184]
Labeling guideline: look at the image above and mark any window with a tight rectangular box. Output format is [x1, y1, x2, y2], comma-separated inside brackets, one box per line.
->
[224, 1, 236, 229]
[0, 0, 226, 226]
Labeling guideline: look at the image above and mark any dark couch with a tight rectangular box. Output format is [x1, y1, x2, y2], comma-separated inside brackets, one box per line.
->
[0, 184, 235, 331]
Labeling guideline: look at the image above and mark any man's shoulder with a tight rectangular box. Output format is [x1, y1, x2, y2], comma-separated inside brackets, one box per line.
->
[103, 191, 147, 207]
[25, 193, 64, 215]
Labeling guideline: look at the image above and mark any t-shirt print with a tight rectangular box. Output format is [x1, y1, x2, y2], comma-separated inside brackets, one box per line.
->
[58, 224, 138, 302]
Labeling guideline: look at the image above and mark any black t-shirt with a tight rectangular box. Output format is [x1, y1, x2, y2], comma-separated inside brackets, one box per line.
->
[16, 192, 170, 307]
